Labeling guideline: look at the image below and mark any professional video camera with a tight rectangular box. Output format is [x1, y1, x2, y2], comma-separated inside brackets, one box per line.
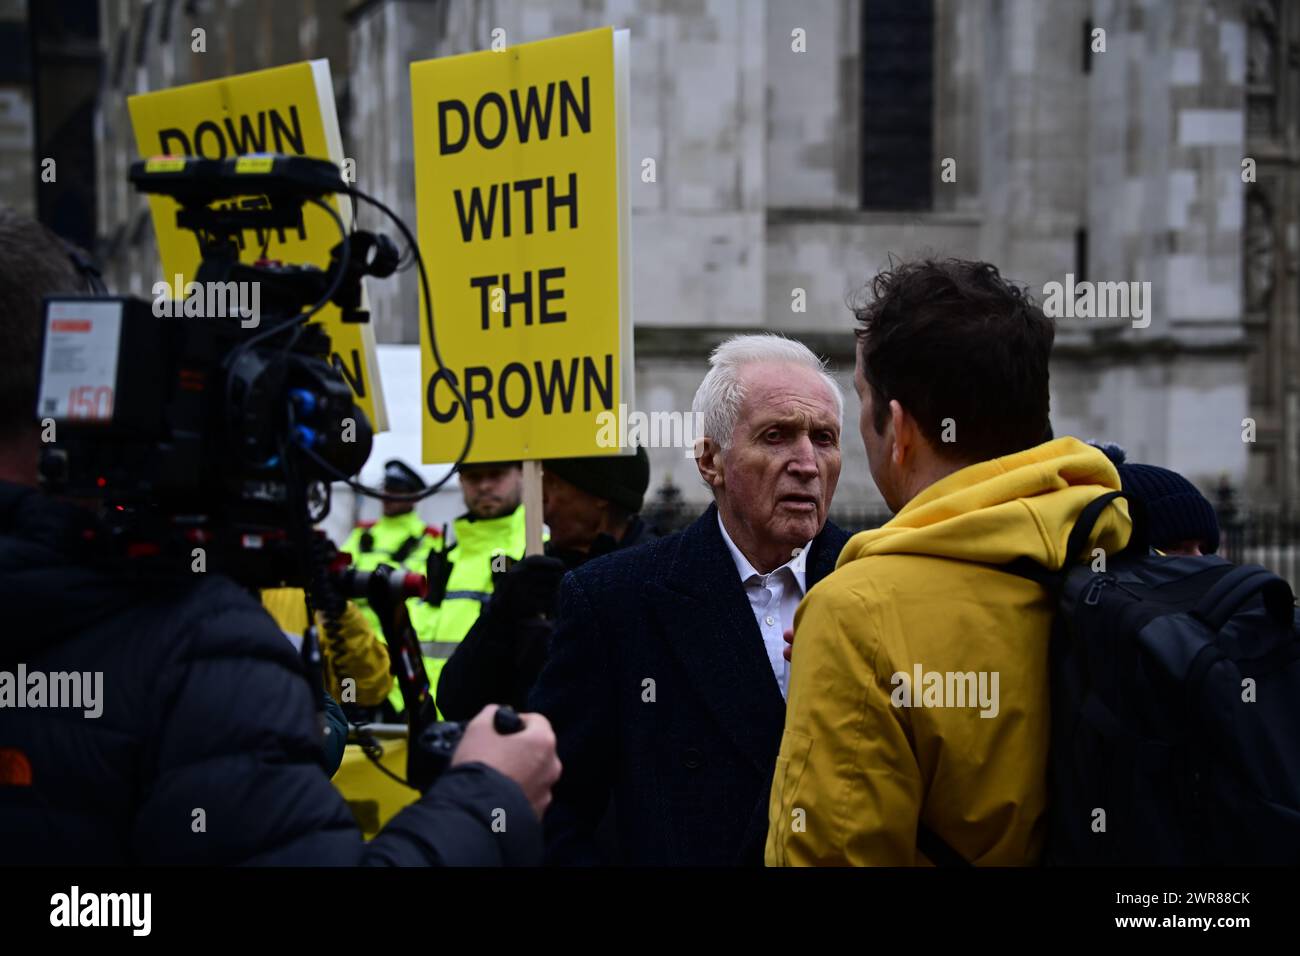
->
[35, 152, 485, 791]
[35, 154, 394, 589]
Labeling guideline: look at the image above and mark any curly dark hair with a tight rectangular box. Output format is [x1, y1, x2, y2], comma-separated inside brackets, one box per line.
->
[852, 257, 1055, 463]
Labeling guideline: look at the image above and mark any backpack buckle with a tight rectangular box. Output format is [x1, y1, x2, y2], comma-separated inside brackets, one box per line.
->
[1083, 574, 1111, 606]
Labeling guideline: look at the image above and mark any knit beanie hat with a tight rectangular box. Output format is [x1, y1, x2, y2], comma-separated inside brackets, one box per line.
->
[1093, 443, 1220, 554]
[543, 446, 651, 514]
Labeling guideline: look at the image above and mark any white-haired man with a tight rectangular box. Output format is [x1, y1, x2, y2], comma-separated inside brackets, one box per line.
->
[529, 334, 850, 865]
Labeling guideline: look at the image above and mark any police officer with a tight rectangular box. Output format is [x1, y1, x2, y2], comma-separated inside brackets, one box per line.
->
[411, 461, 527, 713]
[342, 459, 440, 633]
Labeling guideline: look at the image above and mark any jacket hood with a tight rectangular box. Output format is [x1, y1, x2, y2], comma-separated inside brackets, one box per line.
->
[0, 482, 154, 661]
[839, 437, 1132, 571]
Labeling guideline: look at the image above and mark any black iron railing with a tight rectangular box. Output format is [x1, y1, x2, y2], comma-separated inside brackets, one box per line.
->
[1218, 511, 1300, 591]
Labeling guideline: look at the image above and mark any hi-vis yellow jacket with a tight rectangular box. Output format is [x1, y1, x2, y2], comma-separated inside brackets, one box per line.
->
[766, 437, 1132, 866]
[340, 510, 441, 635]
[409, 506, 529, 703]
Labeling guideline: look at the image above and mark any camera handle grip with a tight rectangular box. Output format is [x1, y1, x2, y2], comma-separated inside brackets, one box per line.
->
[408, 704, 527, 793]
[493, 705, 524, 735]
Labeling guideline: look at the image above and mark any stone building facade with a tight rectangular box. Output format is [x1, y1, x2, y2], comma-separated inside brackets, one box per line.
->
[91, 0, 351, 299]
[1241, 0, 1300, 507]
[0, 0, 35, 219]
[47, 0, 1298, 515]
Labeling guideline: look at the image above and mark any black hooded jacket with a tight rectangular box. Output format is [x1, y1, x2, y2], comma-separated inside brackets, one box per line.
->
[0, 482, 539, 865]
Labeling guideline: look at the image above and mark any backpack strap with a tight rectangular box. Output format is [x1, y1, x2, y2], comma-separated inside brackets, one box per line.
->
[1065, 490, 1140, 566]
[1001, 490, 1145, 588]
[1192, 564, 1295, 632]
[952, 491, 1144, 866]
[917, 823, 970, 867]
[1001, 556, 1060, 590]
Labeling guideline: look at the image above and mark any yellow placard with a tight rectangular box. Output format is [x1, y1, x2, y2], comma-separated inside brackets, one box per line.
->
[411, 27, 633, 463]
[127, 60, 388, 431]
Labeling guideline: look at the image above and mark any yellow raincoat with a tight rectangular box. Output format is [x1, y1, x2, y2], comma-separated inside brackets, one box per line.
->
[260, 588, 394, 707]
[767, 437, 1132, 866]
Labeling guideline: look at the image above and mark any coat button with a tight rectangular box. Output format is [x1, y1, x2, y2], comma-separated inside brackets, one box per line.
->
[682, 747, 704, 769]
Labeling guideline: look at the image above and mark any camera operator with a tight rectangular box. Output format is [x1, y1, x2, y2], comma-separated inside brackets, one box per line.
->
[0, 207, 560, 865]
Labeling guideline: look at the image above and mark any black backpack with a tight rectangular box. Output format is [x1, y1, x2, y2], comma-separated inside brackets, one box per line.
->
[919, 491, 1300, 865]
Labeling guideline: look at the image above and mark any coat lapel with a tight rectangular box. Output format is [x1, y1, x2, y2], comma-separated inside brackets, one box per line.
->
[647, 508, 850, 775]
[804, 521, 849, 589]
[648, 505, 786, 774]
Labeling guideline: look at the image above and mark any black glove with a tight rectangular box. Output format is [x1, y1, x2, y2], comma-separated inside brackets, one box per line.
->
[310, 534, 348, 619]
[487, 554, 566, 624]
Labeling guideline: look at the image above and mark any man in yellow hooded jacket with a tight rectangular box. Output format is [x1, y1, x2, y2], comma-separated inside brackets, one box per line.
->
[767, 258, 1132, 867]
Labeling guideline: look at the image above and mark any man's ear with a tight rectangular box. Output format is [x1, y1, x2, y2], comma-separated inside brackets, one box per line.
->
[889, 399, 914, 468]
[695, 437, 725, 490]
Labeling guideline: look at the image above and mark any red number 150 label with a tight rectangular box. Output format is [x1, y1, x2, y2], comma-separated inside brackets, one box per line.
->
[67, 385, 114, 421]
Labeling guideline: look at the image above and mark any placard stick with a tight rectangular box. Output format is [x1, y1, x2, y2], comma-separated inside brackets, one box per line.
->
[523, 459, 545, 556]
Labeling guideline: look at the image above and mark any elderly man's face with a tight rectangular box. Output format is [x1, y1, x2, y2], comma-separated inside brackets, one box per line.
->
[698, 362, 842, 573]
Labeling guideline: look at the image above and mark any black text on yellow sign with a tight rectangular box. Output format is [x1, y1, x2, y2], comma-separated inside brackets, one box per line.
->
[127, 60, 388, 430]
[412, 27, 633, 463]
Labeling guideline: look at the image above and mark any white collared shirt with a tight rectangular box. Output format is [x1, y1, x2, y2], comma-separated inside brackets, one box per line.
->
[717, 512, 812, 699]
